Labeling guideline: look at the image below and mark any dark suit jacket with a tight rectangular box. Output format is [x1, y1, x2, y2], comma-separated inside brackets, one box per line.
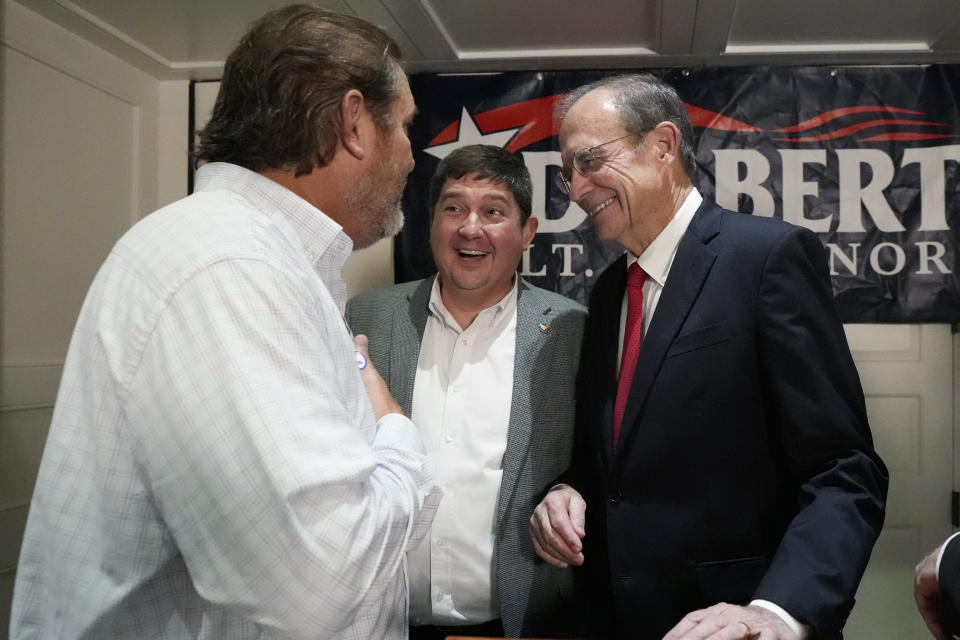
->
[941, 534, 960, 637]
[567, 200, 888, 639]
[345, 276, 587, 637]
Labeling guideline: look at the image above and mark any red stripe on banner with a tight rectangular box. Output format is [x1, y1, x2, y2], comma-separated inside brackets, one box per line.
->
[773, 118, 947, 142]
[428, 121, 460, 146]
[774, 106, 927, 132]
[474, 95, 564, 152]
[685, 105, 761, 131]
[860, 132, 958, 141]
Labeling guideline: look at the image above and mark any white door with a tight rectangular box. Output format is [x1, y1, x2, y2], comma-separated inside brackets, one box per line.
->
[843, 324, 956, 639]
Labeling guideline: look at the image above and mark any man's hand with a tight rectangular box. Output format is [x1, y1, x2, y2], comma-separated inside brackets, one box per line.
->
[529, 484, 587, 568]
[353, 334, 403, 421]
[662, 603, 798, 640]
[915, 543, 948, 640]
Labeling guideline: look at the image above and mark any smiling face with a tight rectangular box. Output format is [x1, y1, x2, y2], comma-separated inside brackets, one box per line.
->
[559, 87, 682, 255]
[430, 173, 538, 312]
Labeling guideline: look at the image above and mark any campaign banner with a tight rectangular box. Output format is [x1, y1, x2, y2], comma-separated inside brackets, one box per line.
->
[396, 66, 960, 323]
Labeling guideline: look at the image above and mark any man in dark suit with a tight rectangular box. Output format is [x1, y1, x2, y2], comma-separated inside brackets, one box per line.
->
[916, 533, 960, 639]
[529, 74, 888, 640]
[346, 144, 586, 638]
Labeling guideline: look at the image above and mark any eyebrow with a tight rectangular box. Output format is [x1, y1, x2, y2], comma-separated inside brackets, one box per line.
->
[439, 190, 512, 205]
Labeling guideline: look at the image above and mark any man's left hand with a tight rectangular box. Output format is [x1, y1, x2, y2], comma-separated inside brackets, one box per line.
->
[353, 334, 403, 420]
[914, 542, 947, 640]
[662, 603, 799, 640]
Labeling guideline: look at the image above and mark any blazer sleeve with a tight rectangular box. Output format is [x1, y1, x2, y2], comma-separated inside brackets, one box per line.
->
[750, 226, 888, 637]
[940, 533, 960, 634]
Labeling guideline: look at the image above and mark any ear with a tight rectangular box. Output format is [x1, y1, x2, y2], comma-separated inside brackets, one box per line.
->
[521, 215, 539, 248]
[339, 89, 371, 160]
[648, 121, 681, 163]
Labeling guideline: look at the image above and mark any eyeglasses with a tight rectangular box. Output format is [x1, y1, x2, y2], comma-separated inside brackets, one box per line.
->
[555, 134, 635, 195]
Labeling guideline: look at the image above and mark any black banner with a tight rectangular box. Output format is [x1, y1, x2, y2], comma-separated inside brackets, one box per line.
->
[396, 66, 960, 323]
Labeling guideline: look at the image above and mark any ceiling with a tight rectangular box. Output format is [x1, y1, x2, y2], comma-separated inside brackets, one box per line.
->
[16, 0, 960, 79]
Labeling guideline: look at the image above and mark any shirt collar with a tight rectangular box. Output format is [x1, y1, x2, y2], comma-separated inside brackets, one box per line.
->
[427, 274, 520, 334]
[627, 187, 703, 286]
[194, 162, 353, 275]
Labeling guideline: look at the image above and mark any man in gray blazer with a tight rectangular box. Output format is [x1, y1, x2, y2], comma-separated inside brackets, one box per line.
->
[346, 144, 586, 639]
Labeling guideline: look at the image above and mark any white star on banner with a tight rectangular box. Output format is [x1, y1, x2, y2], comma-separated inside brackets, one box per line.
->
[423, 107, 521, 160]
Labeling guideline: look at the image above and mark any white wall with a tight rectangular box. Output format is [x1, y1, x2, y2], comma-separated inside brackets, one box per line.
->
[0, 1, 188, 633]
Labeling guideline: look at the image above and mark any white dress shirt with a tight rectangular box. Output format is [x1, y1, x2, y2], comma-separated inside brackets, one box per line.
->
[407, 277, 519, 626]
[10, 162, 440, 640]
[617, 187, 702, 372]
[619, 187, 808, 639]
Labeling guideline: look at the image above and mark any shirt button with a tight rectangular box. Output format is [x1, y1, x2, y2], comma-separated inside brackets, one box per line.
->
[460, 338, 469, 346]
[445, 434, 453, 443]
[435, 539, 444, 547]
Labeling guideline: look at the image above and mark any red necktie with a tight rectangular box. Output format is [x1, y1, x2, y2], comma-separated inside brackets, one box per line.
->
[613, 262, 647, 446]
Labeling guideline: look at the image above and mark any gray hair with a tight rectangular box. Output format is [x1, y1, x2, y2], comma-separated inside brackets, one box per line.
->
[556, 73, 696, 177]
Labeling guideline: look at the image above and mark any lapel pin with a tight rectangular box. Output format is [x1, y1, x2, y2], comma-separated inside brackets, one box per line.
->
[539, 323, 549, 333]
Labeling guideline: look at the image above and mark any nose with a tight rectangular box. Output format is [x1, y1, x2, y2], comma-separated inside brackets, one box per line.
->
[459, 211, 483, 238]
[567, 169, 593, 204]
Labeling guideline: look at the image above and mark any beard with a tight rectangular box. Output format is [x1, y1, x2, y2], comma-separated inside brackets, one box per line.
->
[348, 156, 408, 250]
[380, 203, 405, 240]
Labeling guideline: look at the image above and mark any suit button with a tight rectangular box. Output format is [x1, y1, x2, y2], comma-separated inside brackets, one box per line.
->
[608, 490, 621, 505]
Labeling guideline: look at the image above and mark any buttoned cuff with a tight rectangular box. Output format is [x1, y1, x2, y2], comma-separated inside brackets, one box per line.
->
[372, 413, 442, 552]
[750, 599, 809, 639]
[374, 413, 427, 455]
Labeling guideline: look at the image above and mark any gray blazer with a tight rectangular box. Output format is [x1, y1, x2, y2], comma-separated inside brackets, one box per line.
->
[345, 275, 586, 637]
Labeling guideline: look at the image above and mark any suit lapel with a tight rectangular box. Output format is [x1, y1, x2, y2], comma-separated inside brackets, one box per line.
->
[496, 279, 546, 527]
[392, 276, 433, 416]
[614, 202, 722, 458]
